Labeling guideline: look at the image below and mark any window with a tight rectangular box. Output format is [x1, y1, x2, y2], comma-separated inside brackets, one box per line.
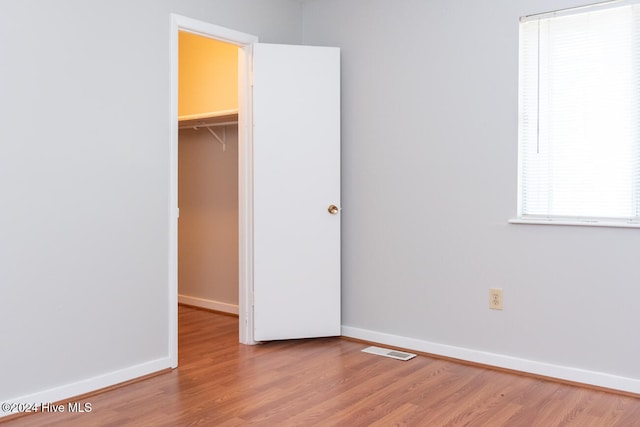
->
[517, 1, 640, 226]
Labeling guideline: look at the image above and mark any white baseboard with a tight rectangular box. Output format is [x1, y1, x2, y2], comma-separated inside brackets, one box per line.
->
[178, 294, 238, 315]
[341, 325, 640, 395]
[1, 357, 171, 418]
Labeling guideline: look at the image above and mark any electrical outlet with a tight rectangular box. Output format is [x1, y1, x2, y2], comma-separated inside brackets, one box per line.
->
[489, 288, 503, 310]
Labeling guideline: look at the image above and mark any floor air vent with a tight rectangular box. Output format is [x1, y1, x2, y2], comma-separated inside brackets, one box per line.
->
[362, 346, 416, 361]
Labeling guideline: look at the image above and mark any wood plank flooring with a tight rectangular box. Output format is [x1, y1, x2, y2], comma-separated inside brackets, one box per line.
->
[3, 305, 640, 426]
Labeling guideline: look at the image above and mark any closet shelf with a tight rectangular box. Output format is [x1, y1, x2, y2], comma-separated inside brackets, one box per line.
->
[178, 109, 238, 129]
[179, 109, 238, 152]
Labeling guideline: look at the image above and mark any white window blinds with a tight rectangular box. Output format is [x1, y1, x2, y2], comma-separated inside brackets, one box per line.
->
[518, 1, 640, 224]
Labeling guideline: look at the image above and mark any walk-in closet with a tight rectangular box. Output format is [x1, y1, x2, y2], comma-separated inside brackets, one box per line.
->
[177, 31, 239, 315]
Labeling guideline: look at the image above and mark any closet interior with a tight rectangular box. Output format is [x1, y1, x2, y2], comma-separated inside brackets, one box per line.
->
[177, 31, 239, 315]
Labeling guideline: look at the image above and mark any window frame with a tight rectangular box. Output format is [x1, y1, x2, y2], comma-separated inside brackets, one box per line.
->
[513, 0, 640, 228]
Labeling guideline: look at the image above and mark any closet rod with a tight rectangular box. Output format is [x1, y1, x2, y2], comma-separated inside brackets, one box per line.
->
[179, 118, 237, 152]
[179, 120, 238, 130]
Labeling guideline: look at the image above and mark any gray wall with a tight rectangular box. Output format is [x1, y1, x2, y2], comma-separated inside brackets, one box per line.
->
[0, 0, 301, 402]
[302, 0, 640, 385]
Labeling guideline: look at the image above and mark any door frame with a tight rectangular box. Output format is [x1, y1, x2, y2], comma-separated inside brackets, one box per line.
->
[169, 15, 258, 366]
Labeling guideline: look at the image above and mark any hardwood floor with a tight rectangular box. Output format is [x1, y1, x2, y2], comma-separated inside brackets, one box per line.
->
[4, 305, 640, 426]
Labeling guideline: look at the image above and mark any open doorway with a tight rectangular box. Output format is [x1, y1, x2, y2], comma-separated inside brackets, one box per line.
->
[170, 16, 259, 367]
[177, 32, 240, 316]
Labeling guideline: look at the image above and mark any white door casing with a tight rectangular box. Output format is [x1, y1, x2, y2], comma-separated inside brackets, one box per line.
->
[252, 43, 341, 341]
[171, 15, 258, 355]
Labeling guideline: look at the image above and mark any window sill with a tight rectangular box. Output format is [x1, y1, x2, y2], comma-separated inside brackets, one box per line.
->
[509, 218, 640, 229]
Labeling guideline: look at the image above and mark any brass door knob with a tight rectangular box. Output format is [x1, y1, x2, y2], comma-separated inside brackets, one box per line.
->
[328, 204, 339, 214]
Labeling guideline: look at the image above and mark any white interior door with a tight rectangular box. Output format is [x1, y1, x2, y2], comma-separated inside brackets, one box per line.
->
[253, 43, 341, 341]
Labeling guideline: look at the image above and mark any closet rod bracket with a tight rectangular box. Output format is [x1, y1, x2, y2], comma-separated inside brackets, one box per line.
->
[194, 125, 227, 152]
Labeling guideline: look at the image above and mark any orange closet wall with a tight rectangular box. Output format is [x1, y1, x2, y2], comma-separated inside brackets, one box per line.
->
[178, 31, 238, 117]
